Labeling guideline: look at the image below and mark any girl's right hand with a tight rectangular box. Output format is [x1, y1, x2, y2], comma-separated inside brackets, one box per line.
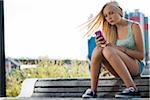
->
[96, 36, 102, 47]
[95, 36, 107, 47]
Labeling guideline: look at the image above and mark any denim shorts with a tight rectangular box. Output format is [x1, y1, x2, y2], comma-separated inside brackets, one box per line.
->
[138, 61, 145, 73]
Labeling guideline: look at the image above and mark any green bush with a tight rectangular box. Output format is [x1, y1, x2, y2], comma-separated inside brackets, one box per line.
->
[6, 59, 90, 97]
[6, 58, 111, 97]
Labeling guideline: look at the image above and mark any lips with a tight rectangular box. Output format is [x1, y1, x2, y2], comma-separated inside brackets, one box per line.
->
[109, 20, 113, 23]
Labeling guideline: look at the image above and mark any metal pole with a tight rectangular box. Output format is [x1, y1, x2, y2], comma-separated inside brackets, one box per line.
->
[0, 0, 6, 97]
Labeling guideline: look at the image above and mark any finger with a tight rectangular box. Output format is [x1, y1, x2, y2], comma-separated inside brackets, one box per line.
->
[96, 43, 101, 47]
[100, 40, 106, 44]
[96, 41, 101, 45]
[99, 37, 105, 42]
[96, 35, 100, 39]
[96, 37, 105, 42]
[96, 37, 100, 41]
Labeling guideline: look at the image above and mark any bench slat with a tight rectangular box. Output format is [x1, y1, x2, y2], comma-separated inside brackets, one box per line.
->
[34, 85, 149, 93]
[35, 78, 149, 87]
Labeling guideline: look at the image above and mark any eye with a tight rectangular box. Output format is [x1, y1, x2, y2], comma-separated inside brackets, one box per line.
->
[109, 11, 114, 15]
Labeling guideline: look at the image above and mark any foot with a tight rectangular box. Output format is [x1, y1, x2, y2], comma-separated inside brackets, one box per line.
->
[115, 87, 141, 98]
[82, 88, 97, 98]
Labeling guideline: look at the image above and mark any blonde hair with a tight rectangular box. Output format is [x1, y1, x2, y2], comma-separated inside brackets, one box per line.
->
[85, 1, 123, 44]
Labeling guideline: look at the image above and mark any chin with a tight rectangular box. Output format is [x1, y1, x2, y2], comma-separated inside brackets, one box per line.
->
[109, 23, 115, 25]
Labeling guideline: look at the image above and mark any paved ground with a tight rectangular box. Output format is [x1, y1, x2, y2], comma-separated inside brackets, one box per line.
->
[0, 97, 150, 100]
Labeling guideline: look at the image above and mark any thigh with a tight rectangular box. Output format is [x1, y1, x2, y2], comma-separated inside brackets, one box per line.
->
[115, 48, 140, 76]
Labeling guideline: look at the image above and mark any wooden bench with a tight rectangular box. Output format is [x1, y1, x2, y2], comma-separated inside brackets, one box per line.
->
[18, 76, 149, 98]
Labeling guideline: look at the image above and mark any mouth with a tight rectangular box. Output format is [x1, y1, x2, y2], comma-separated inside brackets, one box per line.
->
[109, 20, 114, 23]
[108, 20, 115, 25]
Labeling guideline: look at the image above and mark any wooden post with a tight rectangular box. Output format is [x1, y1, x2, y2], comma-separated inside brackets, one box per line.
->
[0, 0, 6, 97]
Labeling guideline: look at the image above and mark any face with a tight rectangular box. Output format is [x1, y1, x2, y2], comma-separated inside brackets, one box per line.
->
[103, 5, 122, 25]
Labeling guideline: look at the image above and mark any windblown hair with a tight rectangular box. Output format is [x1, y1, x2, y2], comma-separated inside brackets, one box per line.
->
[85, 1, 123, 44]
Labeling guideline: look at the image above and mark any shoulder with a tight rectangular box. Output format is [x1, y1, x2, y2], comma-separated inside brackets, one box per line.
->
[129, 21, 142, 35]
[127, 20, 139, 26]
[129, 21, 141, 30]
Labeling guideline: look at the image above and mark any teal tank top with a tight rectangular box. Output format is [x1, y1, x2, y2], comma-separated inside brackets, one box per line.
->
[116, 22, 136, 50]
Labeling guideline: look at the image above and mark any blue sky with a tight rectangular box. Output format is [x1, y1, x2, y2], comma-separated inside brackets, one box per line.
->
[4, 0, 150, 60]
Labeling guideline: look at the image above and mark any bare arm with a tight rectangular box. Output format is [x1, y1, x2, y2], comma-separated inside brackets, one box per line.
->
[124, 22, 144, 60]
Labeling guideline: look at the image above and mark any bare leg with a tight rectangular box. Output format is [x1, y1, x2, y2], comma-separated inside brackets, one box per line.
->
[102, 46, 137, 88]
[116, 49, 140, 76]
[90, 46, 103, 92]
[102, 57, 119, 77]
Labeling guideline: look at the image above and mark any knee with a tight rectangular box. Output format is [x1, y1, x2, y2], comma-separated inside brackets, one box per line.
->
[93, 46, 103, 56]
[91, 47, 103, 62]
[102, 46, 116, 59]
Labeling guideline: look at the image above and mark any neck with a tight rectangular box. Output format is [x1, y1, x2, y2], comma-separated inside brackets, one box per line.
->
[115, 18, 128, 28]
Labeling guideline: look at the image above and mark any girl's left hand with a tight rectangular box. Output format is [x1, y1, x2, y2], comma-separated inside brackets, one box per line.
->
[115, 46, 127, 53]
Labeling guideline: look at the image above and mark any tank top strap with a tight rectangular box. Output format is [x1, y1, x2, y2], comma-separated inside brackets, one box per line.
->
[128, 21, 131, 33]
[128, 21, 133, 36]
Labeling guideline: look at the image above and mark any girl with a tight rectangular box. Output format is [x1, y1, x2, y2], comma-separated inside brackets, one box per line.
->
[82, 1, 144, 98]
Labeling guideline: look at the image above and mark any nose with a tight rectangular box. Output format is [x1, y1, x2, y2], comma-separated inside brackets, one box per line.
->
[108, 16, 112, 20]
